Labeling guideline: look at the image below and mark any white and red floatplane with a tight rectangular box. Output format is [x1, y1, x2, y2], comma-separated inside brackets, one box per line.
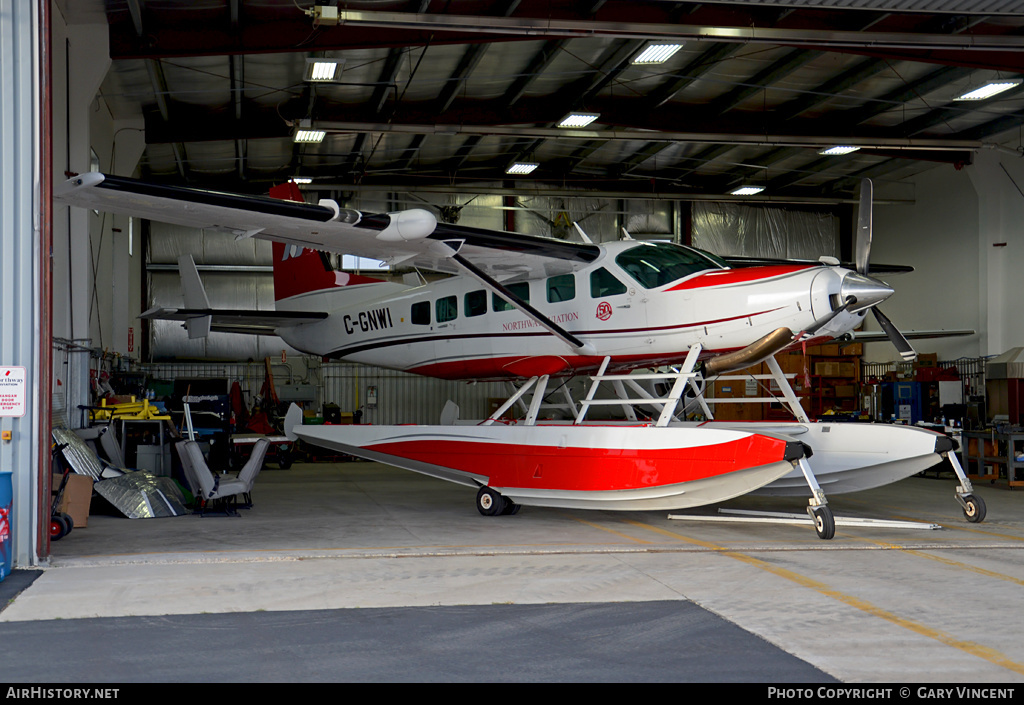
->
[56, 173, 982, 539]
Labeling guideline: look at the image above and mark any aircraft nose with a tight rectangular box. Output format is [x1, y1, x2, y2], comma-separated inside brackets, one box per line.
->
[840, 272, 893, 313]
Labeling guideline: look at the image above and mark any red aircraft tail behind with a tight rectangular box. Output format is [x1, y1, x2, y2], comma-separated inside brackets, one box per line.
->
[268, 182, 383, 303]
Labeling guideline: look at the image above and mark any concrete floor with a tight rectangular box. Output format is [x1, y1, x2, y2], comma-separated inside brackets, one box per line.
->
[6, 461, 1024, 683]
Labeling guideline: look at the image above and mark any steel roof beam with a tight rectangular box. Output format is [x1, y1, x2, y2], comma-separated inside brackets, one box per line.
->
[106, 5, 1024, 73]
[959, 109, 1024, 143]
[125, 0, 145, 37]
[833, 65, 975, 130]
[615, 142, 675, 178]
[671, 144, 739, 181]
[143, 59, 187, 181]
[444, 135, 484, 172]
[646, 42, 740, 109]
[770, 58, 892, 124]
[896, 83, 1024, 137]
[704, 49, 823, 117]
[433, 1, 523, 114]
[308, 121, 988, 151]
[501, 40, 567, 107]
[324, 9, 1024, 53]
[392, 134, 427, 172]
[230, 53, 246, 181]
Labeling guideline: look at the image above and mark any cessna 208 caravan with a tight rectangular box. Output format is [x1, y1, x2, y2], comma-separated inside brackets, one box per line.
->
[56, 173, 983, 539]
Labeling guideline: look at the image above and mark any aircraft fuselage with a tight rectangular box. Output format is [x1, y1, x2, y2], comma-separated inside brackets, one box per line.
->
[277, 240, 875, 380]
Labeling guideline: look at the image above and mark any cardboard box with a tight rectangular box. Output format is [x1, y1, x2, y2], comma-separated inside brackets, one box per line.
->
[819, 344, 841, 357]
[776, 353, 807, 375]
[839, 342, 864, 356]
[52, 472, 92, 528]
[834, 384, 857, 398]
[815, 362, 857, 377]
[710, 401, 764, 421]
[914, 353, 938, 368]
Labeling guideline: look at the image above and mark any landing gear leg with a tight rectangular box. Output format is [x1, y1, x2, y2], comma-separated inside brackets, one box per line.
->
[797, 458, 834, 540]
[946, 452, 986, 523]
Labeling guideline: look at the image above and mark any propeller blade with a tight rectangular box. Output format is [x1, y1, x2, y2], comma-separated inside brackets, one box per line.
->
[855, 178, 873, 275]
[872, 307, 917, 361]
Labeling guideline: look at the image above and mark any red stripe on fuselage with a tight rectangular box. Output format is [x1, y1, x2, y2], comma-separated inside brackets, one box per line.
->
[368, 435, 789, 491]
[407, 351, 741, 380]
[668, 264, 816, 291]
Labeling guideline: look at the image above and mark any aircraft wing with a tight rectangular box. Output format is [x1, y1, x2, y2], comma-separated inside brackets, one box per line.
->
[56, 173, 600, 278]
[843, 329, 975, 342]
[723, 255, 914, 276]
[140, 307, 329, 336]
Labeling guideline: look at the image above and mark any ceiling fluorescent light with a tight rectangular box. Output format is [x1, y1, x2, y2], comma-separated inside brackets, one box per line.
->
[955, 80, 1021, 101]
[632, 43, 684, 65]
[291, 177, 313, 184]
[730, 186, 764, 196]
[506, 163, 539, 175]
[558, 112, 599, 128]
[308, 61, 339, 81]
[294, 129, 325, 144]
[819, 145, 860, 156]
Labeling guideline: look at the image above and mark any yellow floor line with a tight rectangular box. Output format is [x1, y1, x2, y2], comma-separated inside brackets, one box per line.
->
[572, 516, 654, 544]
[914, 520, 1024, 542]
[621, 518, 1024, 676]
[862, 539, 1024, 588]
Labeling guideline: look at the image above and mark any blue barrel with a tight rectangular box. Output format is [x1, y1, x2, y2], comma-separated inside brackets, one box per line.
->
[0, 471, 11, 581]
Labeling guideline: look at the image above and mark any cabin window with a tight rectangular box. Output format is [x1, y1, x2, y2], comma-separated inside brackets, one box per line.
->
[411, 301, 430, 325]
[615, 242, 722, 289]
[590, 268, 627, 298]
[546, 274, 576, 303]
[465, 289, 487, 317]
[436, 296, 458, 323]
[492, 282, 530, 312]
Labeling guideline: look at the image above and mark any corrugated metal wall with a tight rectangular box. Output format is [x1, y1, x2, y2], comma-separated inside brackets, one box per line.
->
[147, 221, 298, 360]
[140, 360, 508, 424]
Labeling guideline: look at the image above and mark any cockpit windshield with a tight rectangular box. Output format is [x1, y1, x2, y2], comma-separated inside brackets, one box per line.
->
[614, 242, 727, 289]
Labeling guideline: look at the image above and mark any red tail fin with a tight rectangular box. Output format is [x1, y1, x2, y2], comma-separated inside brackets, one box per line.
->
[268, 182, 383, 302]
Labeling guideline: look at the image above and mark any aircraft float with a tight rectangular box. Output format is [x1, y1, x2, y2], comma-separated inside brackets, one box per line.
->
[56, 173, 983, 539]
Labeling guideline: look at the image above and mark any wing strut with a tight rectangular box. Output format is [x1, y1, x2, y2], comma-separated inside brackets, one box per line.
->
[444, 246, 595, 355]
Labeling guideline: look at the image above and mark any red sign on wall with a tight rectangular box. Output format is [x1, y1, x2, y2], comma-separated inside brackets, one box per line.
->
[0, 367, 27, 417]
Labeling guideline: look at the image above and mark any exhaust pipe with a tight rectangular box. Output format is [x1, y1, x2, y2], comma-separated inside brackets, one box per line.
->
[703, 327, 794, 377]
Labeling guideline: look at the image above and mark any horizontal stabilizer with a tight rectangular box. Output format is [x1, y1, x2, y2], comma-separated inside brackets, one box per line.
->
[141, 307, 328, 336]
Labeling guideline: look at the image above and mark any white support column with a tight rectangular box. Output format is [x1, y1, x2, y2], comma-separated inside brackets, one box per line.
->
[52, 18, 114, 425]
[0, 0, 42, 566]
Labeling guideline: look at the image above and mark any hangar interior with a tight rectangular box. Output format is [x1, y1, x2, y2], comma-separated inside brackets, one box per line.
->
[4, 0, 1024, 566]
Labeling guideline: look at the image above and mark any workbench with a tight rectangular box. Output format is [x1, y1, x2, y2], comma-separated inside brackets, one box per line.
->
[960, 429, 1024, 487]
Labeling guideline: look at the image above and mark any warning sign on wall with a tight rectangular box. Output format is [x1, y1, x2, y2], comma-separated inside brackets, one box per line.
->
[0, 367, 27, 417]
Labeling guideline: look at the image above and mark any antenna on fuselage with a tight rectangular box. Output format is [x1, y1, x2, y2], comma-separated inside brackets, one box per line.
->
[620, 227, 634, 241]
[572, 222, 593, 244]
